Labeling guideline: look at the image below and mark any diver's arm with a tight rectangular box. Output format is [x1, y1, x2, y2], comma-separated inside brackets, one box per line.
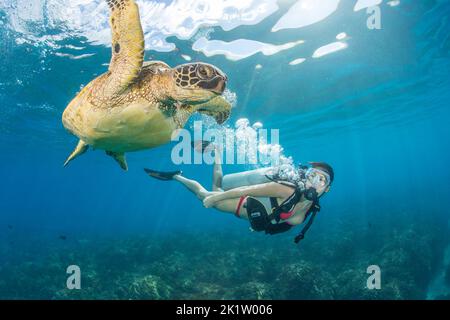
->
[203, 182, 292, 208]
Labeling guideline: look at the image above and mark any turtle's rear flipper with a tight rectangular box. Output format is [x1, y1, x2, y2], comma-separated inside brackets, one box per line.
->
[64, 140, 89, 167]
[106, 151, 128, 171]
[144, 168, 181, 181]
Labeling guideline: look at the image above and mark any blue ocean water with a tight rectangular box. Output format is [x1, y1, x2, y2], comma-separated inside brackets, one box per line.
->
[0, 0, 449, 299]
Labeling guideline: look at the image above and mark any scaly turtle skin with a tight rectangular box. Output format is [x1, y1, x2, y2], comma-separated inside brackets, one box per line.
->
[62, 0, 231, 170]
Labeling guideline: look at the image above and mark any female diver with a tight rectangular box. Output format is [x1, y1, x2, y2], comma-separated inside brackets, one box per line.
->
[145, 143, 334, 243]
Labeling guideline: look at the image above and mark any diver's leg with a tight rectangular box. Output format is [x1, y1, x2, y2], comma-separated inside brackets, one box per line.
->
[211, 198, 249, 220]
[212, 146, 223, 191]
[173, 175, 247, 217]
[173, 175, 211, 200]
[173, 174, 248, 219]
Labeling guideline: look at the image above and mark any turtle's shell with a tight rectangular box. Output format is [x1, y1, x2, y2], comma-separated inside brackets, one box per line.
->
[62, 61, 186, 153]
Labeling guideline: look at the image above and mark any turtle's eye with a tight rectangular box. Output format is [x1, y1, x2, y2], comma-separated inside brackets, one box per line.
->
[197, 65, 211, 79]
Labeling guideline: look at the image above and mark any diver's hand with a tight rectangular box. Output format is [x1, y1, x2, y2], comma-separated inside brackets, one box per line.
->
[203, 194, 221, 208]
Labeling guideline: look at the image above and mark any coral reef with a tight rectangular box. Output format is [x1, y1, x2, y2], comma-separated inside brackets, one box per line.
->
[0, 211, 448, 300]
[123, 275, 172, 300]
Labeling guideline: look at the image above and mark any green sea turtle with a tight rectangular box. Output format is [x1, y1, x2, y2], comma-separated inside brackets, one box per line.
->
[62, 0, 231, 170]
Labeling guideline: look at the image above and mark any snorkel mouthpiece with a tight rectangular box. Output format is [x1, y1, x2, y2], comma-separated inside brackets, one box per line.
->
[304, 187, 319, 202]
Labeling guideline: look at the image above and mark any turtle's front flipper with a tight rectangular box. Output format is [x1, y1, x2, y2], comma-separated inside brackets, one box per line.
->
[195, 96, 231, 125]
[106, 151, 128, 171]
[64, 140, 89, 167]
[105, 0, 144, 96]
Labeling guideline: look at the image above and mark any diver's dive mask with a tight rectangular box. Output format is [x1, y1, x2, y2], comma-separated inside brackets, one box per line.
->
[294, 165, 330, 201]
[305, 168, 331, 189]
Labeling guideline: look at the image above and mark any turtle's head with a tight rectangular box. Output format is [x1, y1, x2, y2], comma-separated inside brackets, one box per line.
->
[169, 63, 228, 104]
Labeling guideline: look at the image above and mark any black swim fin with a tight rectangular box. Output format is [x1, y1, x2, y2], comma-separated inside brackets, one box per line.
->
[191, 140, 214, 153]
[144, 168, 182, 181]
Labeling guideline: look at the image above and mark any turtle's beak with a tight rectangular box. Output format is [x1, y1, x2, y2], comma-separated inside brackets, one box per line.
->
[212, 75, 227, 95]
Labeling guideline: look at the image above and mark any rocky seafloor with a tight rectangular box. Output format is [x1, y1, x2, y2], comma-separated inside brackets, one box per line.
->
[0, 210, 449, 300]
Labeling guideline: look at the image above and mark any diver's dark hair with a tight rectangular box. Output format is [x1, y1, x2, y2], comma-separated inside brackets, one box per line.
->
[310, 162, 334, 183]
